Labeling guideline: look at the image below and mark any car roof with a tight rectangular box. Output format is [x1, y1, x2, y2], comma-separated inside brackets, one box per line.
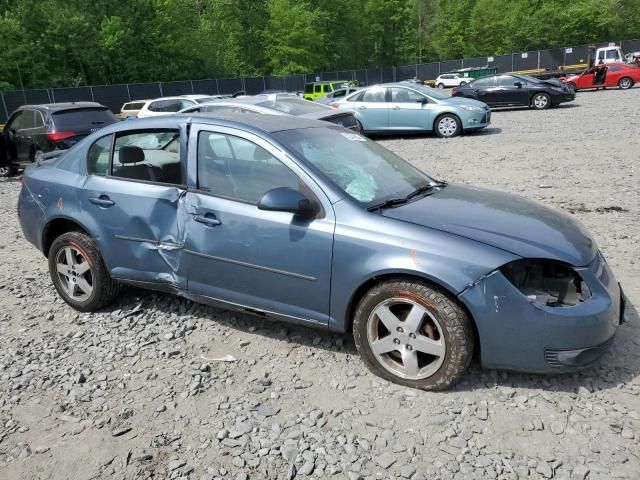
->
[148, 96, 197, 102]
[18, 102, 107, 112]
[304, 80, 349, 85]
[101, 113, 329, 135]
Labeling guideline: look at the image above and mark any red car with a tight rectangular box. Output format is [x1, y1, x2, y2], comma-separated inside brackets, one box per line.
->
[562, 63, 640, 91]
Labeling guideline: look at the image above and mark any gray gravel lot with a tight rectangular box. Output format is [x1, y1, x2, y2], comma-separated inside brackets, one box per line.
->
[0, 88, 638, 480]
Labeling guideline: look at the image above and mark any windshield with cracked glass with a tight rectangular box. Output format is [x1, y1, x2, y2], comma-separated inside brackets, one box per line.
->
[274, 127, 436, 206]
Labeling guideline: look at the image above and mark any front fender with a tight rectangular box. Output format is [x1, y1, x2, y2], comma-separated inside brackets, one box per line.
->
[328, 200, 519, 332]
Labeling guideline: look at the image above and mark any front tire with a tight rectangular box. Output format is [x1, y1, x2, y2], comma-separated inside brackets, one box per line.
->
[437, 83, 444, 89]
[566, 82, 576, 92]
[353, 279, 474, 390]
[531, 92, 551, 110]
[48, 231, 120, 312]
[434, 114, 461, 138]
[618, 77, 633, 89]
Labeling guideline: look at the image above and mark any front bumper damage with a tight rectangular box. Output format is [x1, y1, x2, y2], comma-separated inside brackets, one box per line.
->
[459, 252, 623, 373]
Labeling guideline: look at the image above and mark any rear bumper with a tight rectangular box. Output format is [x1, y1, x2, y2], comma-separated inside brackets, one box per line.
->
[459, 253, 622, 373]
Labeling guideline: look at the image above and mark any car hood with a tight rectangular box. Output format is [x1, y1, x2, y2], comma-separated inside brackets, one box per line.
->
[539, 78, 564, 88]
[439, 96, 489, 109]
[381, 184, 597, 266]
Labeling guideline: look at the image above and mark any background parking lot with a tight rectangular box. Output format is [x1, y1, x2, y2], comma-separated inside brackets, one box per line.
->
[0, 89, 638, 480]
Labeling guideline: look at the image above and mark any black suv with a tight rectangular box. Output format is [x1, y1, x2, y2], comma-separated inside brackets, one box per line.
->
[0, 102, 117, 177]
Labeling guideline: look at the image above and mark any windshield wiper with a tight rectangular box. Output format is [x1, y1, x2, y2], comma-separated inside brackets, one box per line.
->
[366, 181, 446, 212]
[405, 182, 444, 200]
[366, 197, 410, 212]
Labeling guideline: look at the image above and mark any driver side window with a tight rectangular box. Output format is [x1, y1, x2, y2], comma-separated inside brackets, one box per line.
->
[197, 131, 299, 203]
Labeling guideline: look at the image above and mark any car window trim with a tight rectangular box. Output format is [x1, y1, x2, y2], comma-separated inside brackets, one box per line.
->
[85, 132, 115, 177]
[84, 128, 187, 188]
[110, 128, 185, 186]
[189, 124, 332, 218]
[194, 129, 307, 206]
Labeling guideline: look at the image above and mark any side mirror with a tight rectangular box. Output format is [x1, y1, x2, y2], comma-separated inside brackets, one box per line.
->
[258, 187, 318, 218]
[514, 81, 523, 88]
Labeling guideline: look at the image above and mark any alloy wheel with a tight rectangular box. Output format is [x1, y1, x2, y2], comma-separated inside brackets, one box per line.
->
[366, 298, 446, 380]
[533, 94, 549, 109]
[619, 78, 632, 89]
[55, 246, 94, 301]
[437, 117, 458, 137]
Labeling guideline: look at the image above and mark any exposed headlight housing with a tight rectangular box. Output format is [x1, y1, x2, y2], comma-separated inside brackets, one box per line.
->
[501, 259, 591, 307]
[459, 104, 483, 112]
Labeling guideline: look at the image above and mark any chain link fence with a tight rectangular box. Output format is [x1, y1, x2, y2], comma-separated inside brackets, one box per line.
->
[1, 38, 639, 123]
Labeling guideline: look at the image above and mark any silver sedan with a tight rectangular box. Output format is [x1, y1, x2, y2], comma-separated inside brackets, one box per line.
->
[330, 82, 491, 137]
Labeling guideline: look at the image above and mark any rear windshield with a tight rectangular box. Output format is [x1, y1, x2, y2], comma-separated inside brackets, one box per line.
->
[257, 97, 331, 116]
[123, 102, 145, 110]
[52, 108, 116, 130]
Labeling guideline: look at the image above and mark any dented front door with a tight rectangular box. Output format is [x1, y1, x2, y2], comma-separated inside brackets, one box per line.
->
[81, 176, 187, 287]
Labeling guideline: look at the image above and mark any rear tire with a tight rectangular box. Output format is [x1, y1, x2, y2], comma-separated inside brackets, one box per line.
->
[531, 92, 551, 110]
[48, 231, 120, 312]
[356, 119, 365, 135]
[434, 114, 461, 138]
[352, 279, 474, 390]
[618, 77, 633, 89]
[460, 81, 467, 87]
[566, 82, 576, 92]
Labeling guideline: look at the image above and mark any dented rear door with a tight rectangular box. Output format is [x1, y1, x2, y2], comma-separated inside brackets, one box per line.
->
[82, 176, 187, 287]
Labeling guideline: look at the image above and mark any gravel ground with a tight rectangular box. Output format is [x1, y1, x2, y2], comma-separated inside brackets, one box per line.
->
[0, 88, 638, 480]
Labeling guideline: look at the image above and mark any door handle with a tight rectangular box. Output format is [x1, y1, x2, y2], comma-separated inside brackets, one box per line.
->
[193, 214, 221, 227]
[357, 106, 366, 110]
[392, 106, 401, 110]
[89, 195, 115, 207]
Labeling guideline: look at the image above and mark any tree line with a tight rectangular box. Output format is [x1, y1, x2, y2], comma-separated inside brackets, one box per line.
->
[1, 0, 639, 90]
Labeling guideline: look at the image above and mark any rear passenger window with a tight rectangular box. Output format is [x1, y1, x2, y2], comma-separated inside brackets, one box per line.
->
[148, 100, 182, 113]
[472, 77, 495, 87]
[87, 135, 113, 176]
[111, 130, 182, 184]
[361, 88, 387, 103]
[197, 131, 299, 203]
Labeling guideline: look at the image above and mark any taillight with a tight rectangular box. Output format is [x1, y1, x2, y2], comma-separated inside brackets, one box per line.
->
[451, 88, 457, 95]
[47, 131, 75, 142]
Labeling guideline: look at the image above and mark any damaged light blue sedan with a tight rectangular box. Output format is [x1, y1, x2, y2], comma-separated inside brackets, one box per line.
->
[18, 114, 625, 390]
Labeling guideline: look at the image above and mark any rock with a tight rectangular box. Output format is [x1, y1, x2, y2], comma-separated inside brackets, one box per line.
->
[621, 428, 634, 439]
[571, 464, 590, 480]
[112, 426, 132, 437]
[400, 465, 417, 478]
[168, 459, 187, 472]
[551, 421, 565, 435]
[33, 446, 50, 454]
[476, 407, 488, 420]
[299, 460, 315, 475]
[376, 452, 397, 469]
[536, 461, 553, 479]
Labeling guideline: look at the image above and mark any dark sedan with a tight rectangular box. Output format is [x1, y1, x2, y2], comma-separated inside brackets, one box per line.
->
[0, 102, 117, 177]
[452, 74, 575, 109]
